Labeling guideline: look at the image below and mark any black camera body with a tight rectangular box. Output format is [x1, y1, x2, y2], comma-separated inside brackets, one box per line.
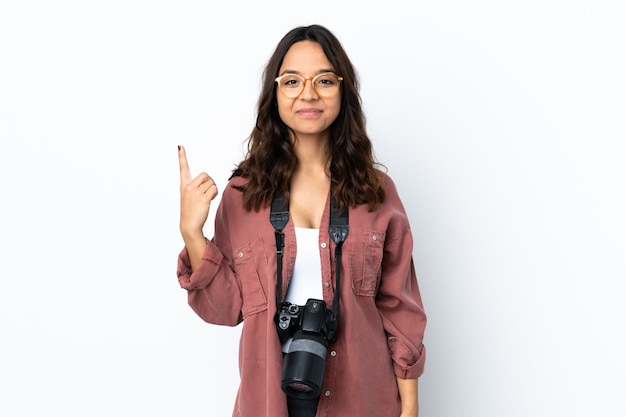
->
[275, 298, 338, 399]
[276, 298, 337, 344]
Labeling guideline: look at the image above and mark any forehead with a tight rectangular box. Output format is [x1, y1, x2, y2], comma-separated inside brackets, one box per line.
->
[279, 40, 333, 73]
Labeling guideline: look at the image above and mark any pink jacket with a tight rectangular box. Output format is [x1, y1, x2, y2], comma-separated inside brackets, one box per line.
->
[177, 172, 426, 417]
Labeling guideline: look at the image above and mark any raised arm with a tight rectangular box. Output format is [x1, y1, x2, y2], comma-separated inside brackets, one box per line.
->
[178, 145, 218, 271]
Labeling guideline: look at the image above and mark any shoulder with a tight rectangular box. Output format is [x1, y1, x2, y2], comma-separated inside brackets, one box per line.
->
[376, 169, 402, 203]
[220, 175, 248, 203]
[212, 176, 248, 221]
[350, 169, 408, 218]
[372, 169, 412, 233]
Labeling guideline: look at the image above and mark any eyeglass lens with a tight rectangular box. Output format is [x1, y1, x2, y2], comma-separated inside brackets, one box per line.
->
[277, 73, 341, 98]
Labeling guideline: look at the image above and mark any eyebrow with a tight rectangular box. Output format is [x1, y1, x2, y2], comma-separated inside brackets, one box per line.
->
[279, 68, 337, 76]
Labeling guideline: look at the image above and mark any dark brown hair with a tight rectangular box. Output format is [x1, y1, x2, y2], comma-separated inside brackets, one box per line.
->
[231, 24, 385, 211]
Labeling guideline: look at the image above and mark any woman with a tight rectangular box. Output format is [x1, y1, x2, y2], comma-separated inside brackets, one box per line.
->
[177, 24, 426, 417]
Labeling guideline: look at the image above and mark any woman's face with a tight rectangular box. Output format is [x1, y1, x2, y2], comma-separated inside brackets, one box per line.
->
[276, 41, 342, 142]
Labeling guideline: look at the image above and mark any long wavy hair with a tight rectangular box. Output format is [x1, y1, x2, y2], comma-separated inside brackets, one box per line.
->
[231, 24, 385, 212]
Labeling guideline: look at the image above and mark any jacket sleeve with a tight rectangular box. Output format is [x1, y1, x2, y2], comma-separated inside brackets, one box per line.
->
[375, 181, 427, 379]
[176, 186, 244, 326]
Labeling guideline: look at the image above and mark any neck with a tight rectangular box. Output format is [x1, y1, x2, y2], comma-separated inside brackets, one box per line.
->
[292, 133, 329, 173]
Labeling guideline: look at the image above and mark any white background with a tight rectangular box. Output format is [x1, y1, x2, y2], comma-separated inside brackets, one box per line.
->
[1, 1, 625, 416]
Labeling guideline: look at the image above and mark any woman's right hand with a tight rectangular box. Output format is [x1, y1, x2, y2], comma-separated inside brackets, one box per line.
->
[178, 145, 218, 269]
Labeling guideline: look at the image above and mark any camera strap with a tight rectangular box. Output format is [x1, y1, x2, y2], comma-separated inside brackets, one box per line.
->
[270, 192, 290, 313]
[270, 192, 349, 335]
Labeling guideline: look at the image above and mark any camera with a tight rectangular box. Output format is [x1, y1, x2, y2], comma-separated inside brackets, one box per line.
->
[276, 298, 338, 399]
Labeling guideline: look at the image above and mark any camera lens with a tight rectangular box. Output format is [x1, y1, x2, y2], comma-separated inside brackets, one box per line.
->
[281, 330, 328, 399]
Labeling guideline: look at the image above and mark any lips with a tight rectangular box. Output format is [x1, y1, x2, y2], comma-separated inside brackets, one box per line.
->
[296, 108, 323, 117]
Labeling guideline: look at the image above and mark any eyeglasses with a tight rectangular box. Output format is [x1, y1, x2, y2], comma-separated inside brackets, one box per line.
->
[275, 72, 343, 99]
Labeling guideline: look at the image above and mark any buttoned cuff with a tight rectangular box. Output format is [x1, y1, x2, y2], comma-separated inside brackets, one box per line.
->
[176, 239, 224, 290]
[389, 337, 426, 379]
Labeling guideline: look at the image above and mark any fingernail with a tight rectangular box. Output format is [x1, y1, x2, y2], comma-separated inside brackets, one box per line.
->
[178, 145, 181, 150]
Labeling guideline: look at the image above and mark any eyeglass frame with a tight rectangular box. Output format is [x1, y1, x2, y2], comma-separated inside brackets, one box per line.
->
[274, 72, 344, 98]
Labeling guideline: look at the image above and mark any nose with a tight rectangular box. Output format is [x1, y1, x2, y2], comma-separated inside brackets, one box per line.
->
[299, 77, 319, 100]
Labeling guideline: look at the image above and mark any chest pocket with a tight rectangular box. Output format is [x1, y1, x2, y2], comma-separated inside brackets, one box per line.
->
[233, 236, 270, 317]
[349, 229, 385, 296]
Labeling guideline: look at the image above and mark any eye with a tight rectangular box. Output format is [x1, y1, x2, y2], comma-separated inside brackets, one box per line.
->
[281, 75, 302, 88]
[316, 74, 338, 87]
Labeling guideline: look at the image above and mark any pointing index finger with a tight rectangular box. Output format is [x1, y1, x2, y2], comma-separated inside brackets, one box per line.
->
[178, 145, 192, 183]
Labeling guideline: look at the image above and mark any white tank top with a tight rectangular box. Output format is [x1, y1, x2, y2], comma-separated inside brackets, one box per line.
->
[284, 227, 323, 304]
[282, 227, 323, 352]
